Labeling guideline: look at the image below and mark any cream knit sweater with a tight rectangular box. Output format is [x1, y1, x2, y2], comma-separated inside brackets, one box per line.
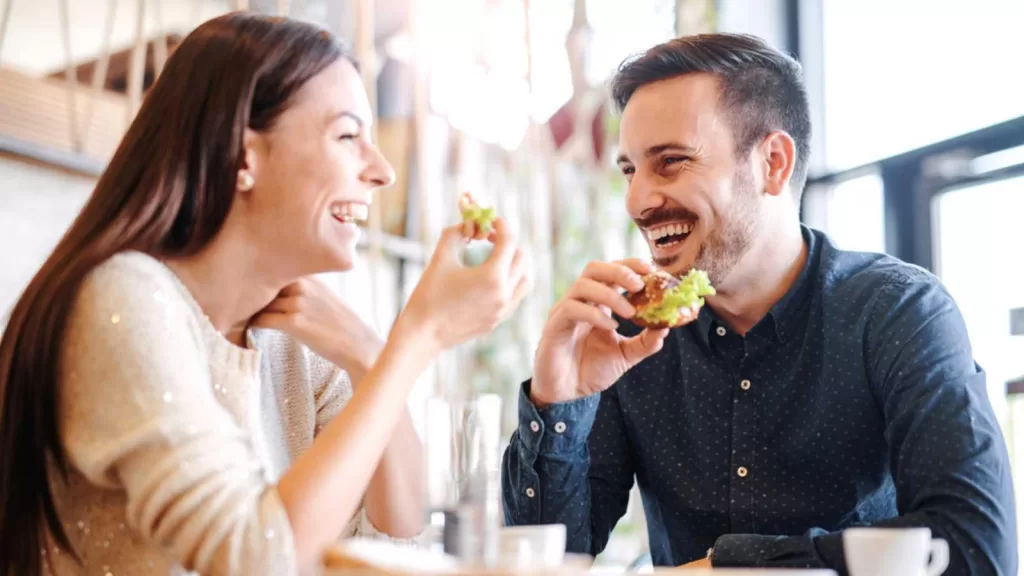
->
[44, 252, 404, 575]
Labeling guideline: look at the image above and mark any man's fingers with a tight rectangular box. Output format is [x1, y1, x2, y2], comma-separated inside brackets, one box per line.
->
[678, 304, 701, 325]
[567, 278, 637, 319]
[619, 328, 669, 367]
[580, 260, 645, 293]
[554, 300, 618, 332]
[613, 258, 654, 277]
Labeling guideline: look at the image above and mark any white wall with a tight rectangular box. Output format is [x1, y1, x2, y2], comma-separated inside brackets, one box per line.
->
[716, 0, 788, 50]
[0, 155, 94, 323]
[0, 0, 231, 77]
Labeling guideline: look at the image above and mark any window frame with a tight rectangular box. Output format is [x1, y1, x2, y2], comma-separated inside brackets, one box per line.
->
[795, 0, 1024, 270]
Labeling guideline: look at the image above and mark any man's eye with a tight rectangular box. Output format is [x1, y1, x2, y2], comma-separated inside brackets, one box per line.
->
[621, 166, 635, 176]
[663, 156, 690, 166]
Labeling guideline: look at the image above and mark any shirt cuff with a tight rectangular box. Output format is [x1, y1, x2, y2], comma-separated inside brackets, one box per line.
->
[712, 533, 824, 568]
[515, 380, 600, 456]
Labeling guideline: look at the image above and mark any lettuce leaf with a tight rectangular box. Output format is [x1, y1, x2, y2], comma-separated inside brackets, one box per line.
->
[635, 269, 716, 325]
[461, 203, 497, 235]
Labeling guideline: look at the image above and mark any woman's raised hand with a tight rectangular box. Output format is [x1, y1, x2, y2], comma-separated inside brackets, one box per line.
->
[397, 218, 532, 351]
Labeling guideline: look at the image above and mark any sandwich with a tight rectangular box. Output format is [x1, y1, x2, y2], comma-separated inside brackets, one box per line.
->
[459, 192, 497, 240]
[627, 269, 716, 329]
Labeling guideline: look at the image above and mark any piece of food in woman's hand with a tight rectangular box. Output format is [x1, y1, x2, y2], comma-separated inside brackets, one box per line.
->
[459, 192, 497, 240]
[627, 269, 716, 329]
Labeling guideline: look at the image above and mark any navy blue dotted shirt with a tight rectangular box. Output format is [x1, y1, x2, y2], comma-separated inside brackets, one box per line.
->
[501, 226, 1016, 576]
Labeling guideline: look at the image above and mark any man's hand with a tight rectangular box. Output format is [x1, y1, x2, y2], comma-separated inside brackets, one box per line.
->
[530, 259, 697, 407]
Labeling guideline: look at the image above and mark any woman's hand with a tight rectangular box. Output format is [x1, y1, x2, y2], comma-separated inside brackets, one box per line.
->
[397, 218, 532, 352]
[252, 277, 383, 383]
[272, 218, 529, 566]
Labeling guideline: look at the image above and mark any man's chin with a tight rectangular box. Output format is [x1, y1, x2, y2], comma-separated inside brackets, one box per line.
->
[649, 238, 698, 275]
[651, 254, 695, 277]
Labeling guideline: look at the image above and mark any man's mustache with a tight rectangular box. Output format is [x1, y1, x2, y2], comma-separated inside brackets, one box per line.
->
[634, 207, 699, 230]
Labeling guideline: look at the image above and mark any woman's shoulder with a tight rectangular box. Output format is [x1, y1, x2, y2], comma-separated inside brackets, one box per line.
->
[82, 251, 186, 300]
[73, 251, 202, 335]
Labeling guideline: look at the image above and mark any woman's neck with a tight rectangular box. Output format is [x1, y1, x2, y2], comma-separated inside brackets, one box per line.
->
[163, 238, 287, 347]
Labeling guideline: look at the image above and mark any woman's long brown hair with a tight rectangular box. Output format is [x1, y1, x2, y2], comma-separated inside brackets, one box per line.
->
[0, 13, 349, 575]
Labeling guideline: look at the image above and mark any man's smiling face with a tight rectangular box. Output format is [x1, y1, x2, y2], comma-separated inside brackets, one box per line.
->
[617, 72, 762, 285]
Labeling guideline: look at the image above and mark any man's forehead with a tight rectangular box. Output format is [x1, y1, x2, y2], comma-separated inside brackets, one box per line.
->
[618, 73, 725, 155]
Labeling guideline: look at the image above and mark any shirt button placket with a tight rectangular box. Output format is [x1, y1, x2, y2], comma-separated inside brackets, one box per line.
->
[730, 373, 757, 533]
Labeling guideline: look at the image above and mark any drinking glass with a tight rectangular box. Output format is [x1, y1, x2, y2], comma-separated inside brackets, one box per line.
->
[424, 393, 504, 565]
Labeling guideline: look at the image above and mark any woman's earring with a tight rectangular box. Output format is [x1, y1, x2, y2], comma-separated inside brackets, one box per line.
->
[237, 170, 255, 191]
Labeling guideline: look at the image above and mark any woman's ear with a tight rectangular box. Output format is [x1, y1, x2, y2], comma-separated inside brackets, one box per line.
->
[237, 128, 262, 192]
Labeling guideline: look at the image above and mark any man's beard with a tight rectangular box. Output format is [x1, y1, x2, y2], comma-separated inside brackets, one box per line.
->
[653, 167, 761, 286]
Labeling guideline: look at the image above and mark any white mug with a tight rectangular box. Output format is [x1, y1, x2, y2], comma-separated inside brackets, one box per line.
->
[497, 524, 567, 568]
[843, 527, 949, 576]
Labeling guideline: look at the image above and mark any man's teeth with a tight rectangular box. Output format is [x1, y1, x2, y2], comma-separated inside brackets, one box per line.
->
[646, 222, 694, 241]
[330, 203, 369, 223]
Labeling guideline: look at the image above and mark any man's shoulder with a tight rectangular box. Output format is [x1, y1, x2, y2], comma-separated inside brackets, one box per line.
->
[813, 232, 958, 339]
[814, 231, 940, 299]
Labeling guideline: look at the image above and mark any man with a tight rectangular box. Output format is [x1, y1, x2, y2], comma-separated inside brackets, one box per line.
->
[500, 33, 1016, 575]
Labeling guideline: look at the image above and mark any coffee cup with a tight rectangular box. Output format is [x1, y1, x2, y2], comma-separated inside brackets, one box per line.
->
[843, 527, 949, 576]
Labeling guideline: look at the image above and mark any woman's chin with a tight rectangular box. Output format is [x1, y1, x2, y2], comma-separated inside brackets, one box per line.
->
[302, 246, 357, 274]
[326, 252, 357, 272]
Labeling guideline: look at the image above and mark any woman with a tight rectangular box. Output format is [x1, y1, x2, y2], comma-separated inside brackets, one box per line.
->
[0, 12, 530, 576]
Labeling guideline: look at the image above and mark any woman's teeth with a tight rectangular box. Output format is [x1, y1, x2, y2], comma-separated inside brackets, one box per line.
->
[330, 203, 369, 223]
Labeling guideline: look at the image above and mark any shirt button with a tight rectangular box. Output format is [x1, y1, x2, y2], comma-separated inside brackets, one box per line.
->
[529, 420, 540, 432]
[553, 422, 567, 433]
[716, 326, 727, 336]
[740, 379, 751, 390]
[525, 487, 535, 498]
[737, 466, 749, 478]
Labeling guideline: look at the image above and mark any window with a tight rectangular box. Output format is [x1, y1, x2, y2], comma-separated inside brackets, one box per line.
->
[933, 175, 1024, 432]
[802, 172, 886, 253]
[933, 174, 1024, 555]
[583, 0, 676, 85]
[822, 0, 1024, 170]
[423, 0, 677, 149]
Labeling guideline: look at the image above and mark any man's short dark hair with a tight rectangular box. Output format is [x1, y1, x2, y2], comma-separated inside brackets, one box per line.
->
[611, 33, 811, 200]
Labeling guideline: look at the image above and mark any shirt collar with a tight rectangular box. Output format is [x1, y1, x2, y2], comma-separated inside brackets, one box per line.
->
[766, 225, 819, 343]
[692, 225, 819, 345]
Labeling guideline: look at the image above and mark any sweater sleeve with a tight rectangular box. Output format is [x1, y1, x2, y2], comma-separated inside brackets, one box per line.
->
[58, 258, 298, 576]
